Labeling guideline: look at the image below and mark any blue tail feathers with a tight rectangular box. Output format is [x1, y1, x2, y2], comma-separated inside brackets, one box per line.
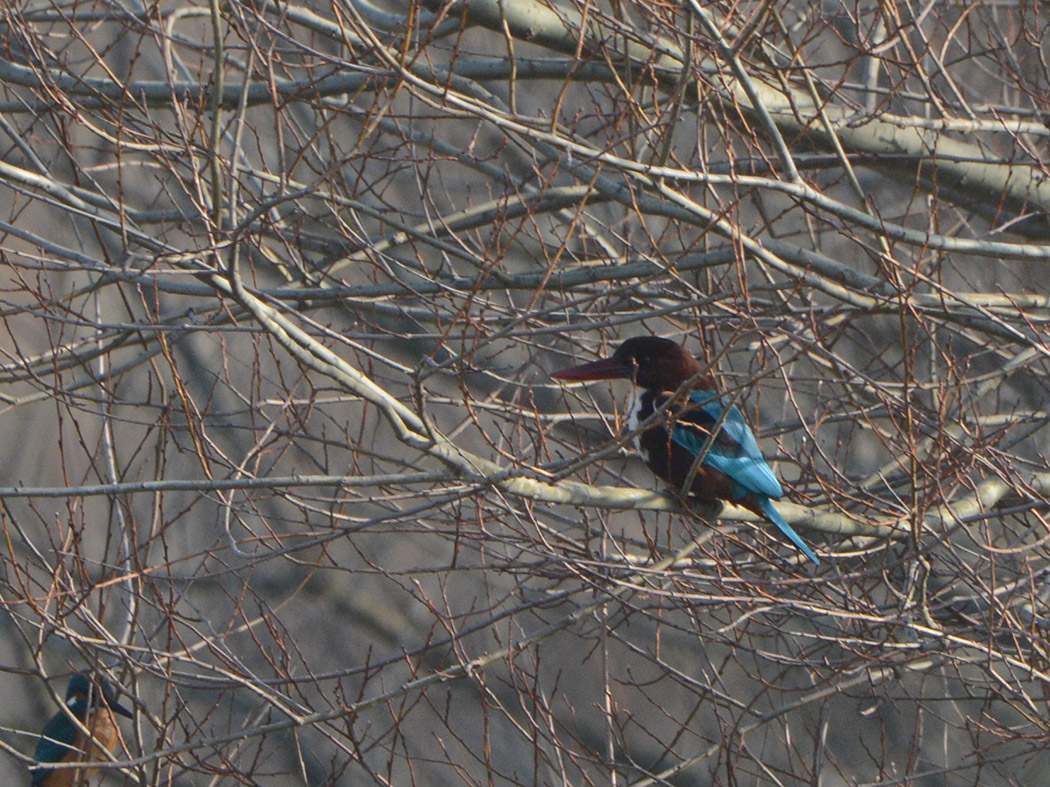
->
[755, 497, 819, 564]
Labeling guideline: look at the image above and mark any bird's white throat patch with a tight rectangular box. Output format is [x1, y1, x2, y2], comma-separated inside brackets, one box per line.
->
[625, 387, 643, 451]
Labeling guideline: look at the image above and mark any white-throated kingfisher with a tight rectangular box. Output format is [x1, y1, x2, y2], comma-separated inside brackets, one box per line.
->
[553, 336, 819, 564]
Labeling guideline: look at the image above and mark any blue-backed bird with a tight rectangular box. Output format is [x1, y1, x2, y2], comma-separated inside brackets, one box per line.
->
[30, 673, 133, 786]
[553, 336, 819, 563]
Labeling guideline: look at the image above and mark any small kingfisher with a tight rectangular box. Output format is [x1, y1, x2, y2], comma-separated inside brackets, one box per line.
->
[553, 336, 819, 564]
[30, 672, 134, 787]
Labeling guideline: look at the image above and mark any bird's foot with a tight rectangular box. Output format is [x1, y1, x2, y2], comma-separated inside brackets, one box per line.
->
[684, 497, 723, 520]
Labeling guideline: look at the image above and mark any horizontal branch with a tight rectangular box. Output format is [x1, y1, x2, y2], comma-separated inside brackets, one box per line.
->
[440, 0, 1050, 237]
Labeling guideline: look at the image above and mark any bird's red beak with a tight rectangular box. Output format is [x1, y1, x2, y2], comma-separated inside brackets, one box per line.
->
[552, 357, 632, 382]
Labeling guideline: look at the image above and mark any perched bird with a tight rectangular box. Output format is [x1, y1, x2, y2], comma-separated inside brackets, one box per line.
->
[553, 336, 819, 563]
[31, 673, 133, 787]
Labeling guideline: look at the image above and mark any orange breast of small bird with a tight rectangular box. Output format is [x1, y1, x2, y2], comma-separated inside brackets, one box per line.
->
[37, 708, 123, 787]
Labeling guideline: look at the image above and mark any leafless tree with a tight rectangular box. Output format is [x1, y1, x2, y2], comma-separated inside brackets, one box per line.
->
[1, 0, 1049, 784]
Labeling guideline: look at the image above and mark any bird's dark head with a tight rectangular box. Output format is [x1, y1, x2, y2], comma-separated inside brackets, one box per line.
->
[553, 336, 709, 391]
[66, 673, 133, 718]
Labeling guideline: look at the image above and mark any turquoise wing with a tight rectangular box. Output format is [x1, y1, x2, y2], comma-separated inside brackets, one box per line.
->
[668, 392, 783, 500]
